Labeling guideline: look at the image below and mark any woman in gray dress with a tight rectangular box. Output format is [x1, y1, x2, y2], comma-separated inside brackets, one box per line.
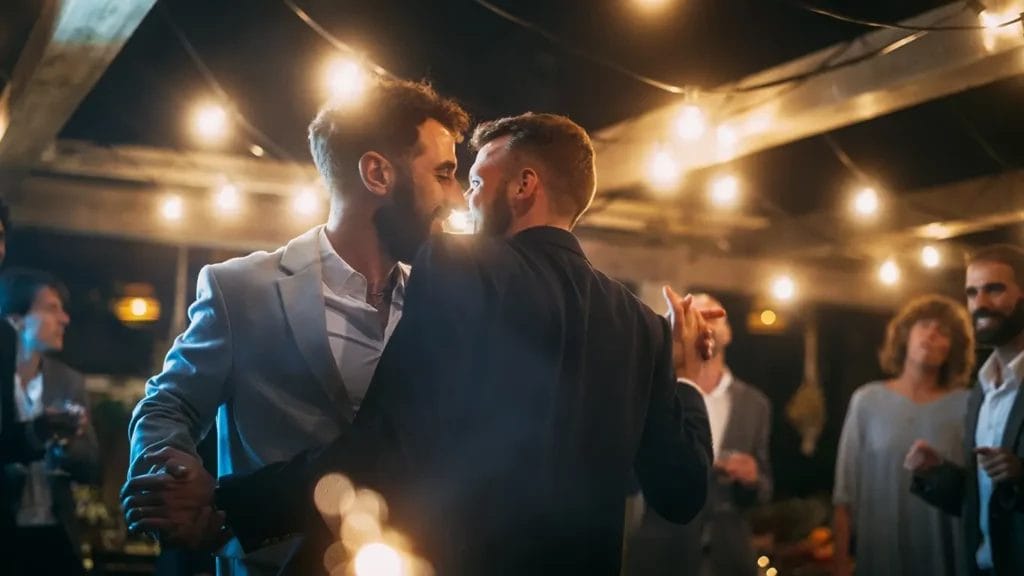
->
[833, 294, 974, 576]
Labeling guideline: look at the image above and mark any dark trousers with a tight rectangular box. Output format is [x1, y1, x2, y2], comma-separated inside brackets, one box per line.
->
[12, 524, 83, 576]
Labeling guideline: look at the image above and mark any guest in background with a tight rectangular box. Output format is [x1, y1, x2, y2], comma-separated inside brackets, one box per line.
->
[625, 292, 772, 576]
[1, 268, 99, 575]
[833, 294, 973, 576]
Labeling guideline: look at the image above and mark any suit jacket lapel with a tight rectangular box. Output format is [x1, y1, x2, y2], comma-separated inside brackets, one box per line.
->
[1000, 384, 1024, 449]
[965, 384, 983, 453]
[40, 358, 60, 408]
[718, 382, 744, 453]
[277, 228, 354, 423]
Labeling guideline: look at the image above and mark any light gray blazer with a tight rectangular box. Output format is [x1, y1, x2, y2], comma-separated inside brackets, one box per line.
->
[128, 226, 355, 479]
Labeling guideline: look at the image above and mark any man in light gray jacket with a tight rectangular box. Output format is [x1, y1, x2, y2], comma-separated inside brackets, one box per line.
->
[127, 79, 469, 575]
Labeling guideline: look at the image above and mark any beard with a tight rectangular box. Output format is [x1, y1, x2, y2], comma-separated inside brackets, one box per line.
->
[373, 170, 436, 264]
[973, 298, 1024, 346]
[475, 176, 514, 237]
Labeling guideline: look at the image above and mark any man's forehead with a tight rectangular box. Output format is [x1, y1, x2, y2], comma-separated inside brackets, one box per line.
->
[966, 261, 1015, 284]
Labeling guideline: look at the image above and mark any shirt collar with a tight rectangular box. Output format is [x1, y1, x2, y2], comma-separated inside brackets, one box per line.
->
[978, 346, 1024, 395]
[706, 369, 734, 399]
[318, 228, 409, 299]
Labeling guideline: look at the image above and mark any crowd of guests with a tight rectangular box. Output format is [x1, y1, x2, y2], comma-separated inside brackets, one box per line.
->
[2, 76, 1024, 576]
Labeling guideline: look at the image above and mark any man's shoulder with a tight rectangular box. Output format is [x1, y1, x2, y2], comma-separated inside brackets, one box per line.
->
[731, 378, 772, 412]
[201, 246, 287, 294]
[43, 357, 85, 387]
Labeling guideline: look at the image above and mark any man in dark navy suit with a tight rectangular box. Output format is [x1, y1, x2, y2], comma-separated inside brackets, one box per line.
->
[124, 113, 716, 576]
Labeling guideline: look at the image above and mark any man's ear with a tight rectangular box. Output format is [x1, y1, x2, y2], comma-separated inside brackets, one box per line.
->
[358, 152, 395, 197]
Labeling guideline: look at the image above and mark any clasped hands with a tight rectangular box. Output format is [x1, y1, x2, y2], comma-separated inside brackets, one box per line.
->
[121, 447, 224, 550]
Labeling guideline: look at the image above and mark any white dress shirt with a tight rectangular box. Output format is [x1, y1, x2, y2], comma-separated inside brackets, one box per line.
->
[974, 347, 1024, 569]
[11, 371, 57, 526]
[318, 229, 408, 412]
[687, 370, 733, 459]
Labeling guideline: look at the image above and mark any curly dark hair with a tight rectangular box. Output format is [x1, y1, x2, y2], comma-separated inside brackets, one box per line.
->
[309, 78, 470, 193]
[878, 294, 975, 388]
[470, 113, 596, 226]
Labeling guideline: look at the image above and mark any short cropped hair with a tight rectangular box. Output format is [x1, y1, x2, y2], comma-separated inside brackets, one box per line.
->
[470, 113, 596, 225]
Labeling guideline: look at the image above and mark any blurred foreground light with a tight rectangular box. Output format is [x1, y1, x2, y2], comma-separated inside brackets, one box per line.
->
[879, 259, 901, 286]
[293, 187, 322, 217]
[314, 473, 356, 529]
[325, 56, 368, 104]
[161, 195, 184, 221]
[215, 184, 241, 215]
[852, 186, 879, 217]
[760, 310, 778, 326]
[921, 245, 941, 269]
[675, 104, 706, 141]
[191, 102, 229, 145]
[766, 568, 778, 576]
[646, 149, 682, 192]
[757, 555, 770, 568]
[354, 542, 405, 576]
[771, 275, 796, 302]
[709, 174, 740, 208]
[342, 512, 383, 551]
[444, 210, 476, 234]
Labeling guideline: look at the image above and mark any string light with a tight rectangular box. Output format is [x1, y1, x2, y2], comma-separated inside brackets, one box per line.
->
[709, 174, 740, 207]
[771, 275, 796, 302]
[444, 210, 476, 234]
[646, 149, 682, 192]
[921, 245, 941, 268]
[674, 104, 706, 141]
[190, 102, 229, 145]
[757, 556, 771, 568]
[852, 186, 879, 217]
[879, 259, 901, 286]
[324, 56, 368, 104]
[716, 124, 739, 157]
[293, 186, 322, 217]
[214, 183, 241, 215]
[766, 568, 778, 576]
[161, 195, 184, 221]
[760, 310, 778, 326]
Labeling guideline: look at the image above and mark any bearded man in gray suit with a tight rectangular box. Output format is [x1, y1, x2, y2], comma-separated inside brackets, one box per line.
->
[126, 79, 469, 575]
[626, 293, 772, 576]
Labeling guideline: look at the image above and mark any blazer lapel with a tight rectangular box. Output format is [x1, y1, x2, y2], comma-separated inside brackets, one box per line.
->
[718, 383, 745, 453]
[965, 384, 983, 453]
[277, 228, 355, 423]
[1000, 384, 1024, 450]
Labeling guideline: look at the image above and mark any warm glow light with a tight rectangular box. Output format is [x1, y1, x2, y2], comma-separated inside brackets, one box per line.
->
[293, 187, 321, 217]
[129, 298, 148, 318]
[766, 568, 778, 576]
[771, 275, 796, 302]
[709, 174, 740, 207]
[760, 310, 778, 326]
[757, 556, 771, 569]
[879, 259, 901, 286]
[921, 245, 941, 269]
[354, 543, 405, 576]
[191, 103, 229, 144]
[161, 195, 184, 221]
[979, 10, 1003, 30]
[215, 184, 241, 214]
[444, 210, 475, 234]
[716, 124, 739, 157]
[325, 56, 368, 104]
[249, 144, 265, 157]
[646, 149, 682, 191]
[634, 0, 671, 10]
[852, 187, 879, 217]
[675, 104, 706, 141]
